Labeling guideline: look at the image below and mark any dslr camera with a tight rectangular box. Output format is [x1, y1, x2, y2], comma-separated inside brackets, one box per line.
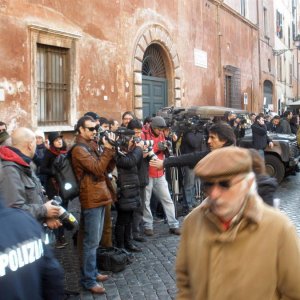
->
[132, 137, 157, 160]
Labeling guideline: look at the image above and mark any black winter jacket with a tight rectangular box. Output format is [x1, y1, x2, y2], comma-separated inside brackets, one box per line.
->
[138, 157, 149, 187]
[116, 147, 143, 211]
[164, 150, 209, 169]
[251, 122, 272, 150]
[256, 174, 278, 207]
[180, 131, 204, 154]
[40, 149, 59, 199]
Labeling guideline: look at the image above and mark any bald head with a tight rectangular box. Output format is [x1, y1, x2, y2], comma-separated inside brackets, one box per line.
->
[11, 128, 36, 158]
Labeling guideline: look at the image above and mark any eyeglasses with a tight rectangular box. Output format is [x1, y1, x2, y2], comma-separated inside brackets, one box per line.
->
[202, 176, 245, 192]
[85, 127, 97, 132]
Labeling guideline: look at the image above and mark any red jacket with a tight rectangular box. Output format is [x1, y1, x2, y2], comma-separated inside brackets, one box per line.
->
[142, 126, 165, 178]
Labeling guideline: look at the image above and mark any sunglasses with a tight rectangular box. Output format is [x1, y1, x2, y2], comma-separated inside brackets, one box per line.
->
[85, 126, 97, 132]
[202, 176, 245, 192]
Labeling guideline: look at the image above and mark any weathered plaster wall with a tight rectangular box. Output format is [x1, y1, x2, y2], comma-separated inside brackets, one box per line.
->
[0, 0, 261, 130]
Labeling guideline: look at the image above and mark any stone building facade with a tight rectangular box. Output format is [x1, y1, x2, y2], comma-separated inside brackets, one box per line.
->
[0, 0, 287, 132]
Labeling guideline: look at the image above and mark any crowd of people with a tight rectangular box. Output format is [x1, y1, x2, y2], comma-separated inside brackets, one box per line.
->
[0, 108, 299, 298]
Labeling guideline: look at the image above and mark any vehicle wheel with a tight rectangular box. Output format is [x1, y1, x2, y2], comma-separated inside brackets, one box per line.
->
[265, 154, 285, 183]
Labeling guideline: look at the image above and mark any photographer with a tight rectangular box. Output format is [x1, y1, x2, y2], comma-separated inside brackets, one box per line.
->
[128, 119, 149, 242]
[40, 132, 68, 249]
[251, 115, 273, 158]
[71, 115, 116, 294]
[232, 115, 246, 146]
[142, 116, 180, 236]
[114, 130, 144, 252]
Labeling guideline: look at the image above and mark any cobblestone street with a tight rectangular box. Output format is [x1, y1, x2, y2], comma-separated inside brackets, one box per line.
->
[56, 172, 300, 299]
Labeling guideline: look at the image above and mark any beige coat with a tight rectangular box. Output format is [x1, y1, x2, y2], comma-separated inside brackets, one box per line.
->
[176, 194, 300, 300]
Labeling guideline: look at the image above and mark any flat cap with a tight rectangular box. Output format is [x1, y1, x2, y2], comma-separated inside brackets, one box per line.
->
[194, 147, 252, 181]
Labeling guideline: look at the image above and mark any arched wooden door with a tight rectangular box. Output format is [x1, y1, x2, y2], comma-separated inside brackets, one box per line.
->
[142, 44, 167, 118]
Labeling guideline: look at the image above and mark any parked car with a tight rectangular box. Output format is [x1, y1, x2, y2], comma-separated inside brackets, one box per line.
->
[157, 106, 300, 183]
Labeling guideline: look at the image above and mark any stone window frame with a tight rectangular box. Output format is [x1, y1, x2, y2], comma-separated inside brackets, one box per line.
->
[29, 25, 81, 131]
[132, 24, 182, 120]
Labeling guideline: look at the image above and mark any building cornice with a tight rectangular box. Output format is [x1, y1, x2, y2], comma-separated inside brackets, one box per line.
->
[28, 24, 82, 39]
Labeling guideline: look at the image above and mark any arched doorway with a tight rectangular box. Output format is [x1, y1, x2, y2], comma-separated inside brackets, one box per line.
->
[263, 80, 273, 113]
[142, 44, 167, 118]
[132, 24, 182, 120]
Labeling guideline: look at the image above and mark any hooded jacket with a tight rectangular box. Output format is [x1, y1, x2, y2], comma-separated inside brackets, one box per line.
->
[142, 126, 165, 178]
[176, 194, 300, 300]
[0, 146, 46, 221]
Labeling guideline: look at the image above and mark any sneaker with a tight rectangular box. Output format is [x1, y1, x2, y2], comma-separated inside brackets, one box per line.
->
[144, 229, 154, 236]
[59, 236, 68, 247]
[169, 228, 181, 235]
[55, 240, 66, 249]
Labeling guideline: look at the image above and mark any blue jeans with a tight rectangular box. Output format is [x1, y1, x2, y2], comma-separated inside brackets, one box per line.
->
[182, 166, 196, 209]
[143, 176, 179, 230]
[80, 206, 105, 289]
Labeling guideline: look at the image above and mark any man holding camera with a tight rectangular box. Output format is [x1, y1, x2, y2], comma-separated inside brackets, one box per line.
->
[0, 127, 61, 229]
[251, 115, 273, 158]
[71, 115, 116, 294]
[142, 116, 180, 236]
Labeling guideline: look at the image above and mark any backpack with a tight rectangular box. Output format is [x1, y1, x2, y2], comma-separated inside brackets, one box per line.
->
[52, 143, 90, 201]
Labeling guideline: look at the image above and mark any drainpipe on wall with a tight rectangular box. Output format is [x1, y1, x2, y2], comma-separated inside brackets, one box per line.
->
[256, 0, 262, 113]
[216, 1, 223, 78]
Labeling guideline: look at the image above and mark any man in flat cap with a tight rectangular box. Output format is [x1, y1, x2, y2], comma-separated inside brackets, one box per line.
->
[176, 147, 300, 300]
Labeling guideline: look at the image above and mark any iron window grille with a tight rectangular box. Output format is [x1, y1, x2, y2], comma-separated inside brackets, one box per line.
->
[37, 44, 69, 126]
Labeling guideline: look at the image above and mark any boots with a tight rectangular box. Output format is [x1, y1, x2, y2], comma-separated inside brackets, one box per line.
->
[124, 223, 142, 252]
[114, 224, 125, 249]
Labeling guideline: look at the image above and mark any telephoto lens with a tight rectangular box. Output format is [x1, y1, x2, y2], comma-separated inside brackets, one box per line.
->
[51, 196, 78, 230]
[144, 140, 154, 147]
[147, 147, 158, 160]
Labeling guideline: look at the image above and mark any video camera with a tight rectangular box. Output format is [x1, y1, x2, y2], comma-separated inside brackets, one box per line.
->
[157, 106, 210, 135]
[98, 127, 135, 149]
[51, 196, 78, 230]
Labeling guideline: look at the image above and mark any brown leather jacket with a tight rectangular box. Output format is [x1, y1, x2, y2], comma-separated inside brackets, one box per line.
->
[71, 135, 116, 209]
